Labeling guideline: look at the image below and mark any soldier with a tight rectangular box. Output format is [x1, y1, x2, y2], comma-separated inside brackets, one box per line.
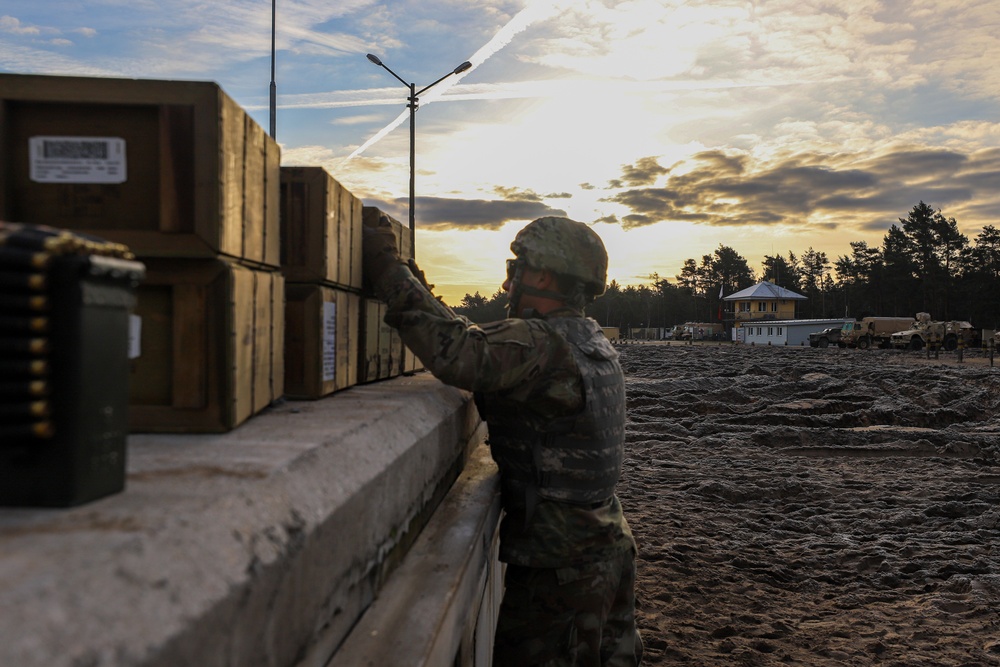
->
[363, 215, 642, 666]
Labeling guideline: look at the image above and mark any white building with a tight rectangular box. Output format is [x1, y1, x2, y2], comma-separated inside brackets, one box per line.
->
[737, 318, 852, 346]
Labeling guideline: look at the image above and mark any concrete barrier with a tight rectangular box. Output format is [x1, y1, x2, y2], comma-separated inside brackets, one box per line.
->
[0, 373, 496, 667]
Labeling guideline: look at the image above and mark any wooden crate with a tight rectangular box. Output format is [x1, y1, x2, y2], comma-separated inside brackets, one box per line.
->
[358, 206, 427, 378]
[280, 167, 363, 289]
[403, 342, 424, 374]
[361, 206, 413, 295]
[381, 309, 397, 379]
[284, 284, 360, 399]
[397, 222, 424, 375]
[0, 73, 280, 266]
[358, 298, 381, 384]
[128, 258, 284, 433]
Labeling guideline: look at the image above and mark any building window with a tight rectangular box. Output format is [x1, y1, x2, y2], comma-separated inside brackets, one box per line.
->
[741, 302, 751, 312]
[758, 302, 767, 312]
[777, 327, 783, 335]
[768, 327, 774, 336]
[771, 302, 778, 312]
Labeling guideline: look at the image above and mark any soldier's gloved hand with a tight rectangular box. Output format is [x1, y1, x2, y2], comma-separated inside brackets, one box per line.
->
[362, 217, 401, 286]
[407, 258, 436, 294]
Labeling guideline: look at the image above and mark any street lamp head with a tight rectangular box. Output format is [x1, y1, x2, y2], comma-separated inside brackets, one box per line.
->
[454, 61, 473, 74]
[366, 53, 383, 66]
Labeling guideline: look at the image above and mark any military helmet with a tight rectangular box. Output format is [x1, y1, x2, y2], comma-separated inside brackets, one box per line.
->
[510, 217, 608, 296]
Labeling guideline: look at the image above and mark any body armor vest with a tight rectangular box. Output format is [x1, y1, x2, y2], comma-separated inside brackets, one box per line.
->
[476, 316, 625, 512]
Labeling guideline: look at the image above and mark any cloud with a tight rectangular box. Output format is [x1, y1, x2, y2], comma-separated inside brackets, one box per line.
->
[604, 145, 1000, 233]
[1, 1, 377, 80]
[1, 16, 41, 35]
[330, 113, 389, 126]
[363, 195, 567, 231]
[607, 156, 668, 189]
[492, 185, 573, 202]
[0, 43, 120, 76]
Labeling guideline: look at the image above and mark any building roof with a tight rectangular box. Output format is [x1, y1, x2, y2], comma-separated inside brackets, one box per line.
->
[739, 318, 850, 326]
[724, 280, 807, 302]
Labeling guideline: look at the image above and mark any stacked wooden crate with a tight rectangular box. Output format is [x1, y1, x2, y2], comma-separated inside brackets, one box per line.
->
[279, 166, 364, 399]
[360, 206, 424, 382]
[0, 73, 284, 433]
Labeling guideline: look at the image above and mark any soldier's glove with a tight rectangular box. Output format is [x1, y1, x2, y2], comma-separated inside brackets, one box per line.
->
[407, 258, 436, 294]
[362, 217, 402, 286]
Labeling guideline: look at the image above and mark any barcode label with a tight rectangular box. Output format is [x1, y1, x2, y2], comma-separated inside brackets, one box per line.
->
[29, 136, 127, 184]
[43, 140, 109, 160]
[322, 301, 337, 382]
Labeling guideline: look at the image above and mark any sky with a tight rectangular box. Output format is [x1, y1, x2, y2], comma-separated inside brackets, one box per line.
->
[3, 0, 1000, 304]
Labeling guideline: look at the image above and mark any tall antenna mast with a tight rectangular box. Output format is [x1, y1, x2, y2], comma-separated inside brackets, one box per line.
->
[269, 0, 277, 138]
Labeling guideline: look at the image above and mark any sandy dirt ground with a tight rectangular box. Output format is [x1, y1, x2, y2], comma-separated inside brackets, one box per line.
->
[615, 343, 1000, 666]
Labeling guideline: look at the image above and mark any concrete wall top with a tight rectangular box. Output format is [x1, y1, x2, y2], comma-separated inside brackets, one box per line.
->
[0, 373, 486, 667]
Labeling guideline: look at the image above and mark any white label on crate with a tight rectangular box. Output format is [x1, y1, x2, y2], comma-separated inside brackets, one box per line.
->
[322, 301, 337, 382]
[28, 136, 127, 183]
[128, 314, 142, 359]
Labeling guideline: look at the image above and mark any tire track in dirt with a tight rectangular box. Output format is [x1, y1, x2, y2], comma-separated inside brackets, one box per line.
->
[617, 344, 1000, 666]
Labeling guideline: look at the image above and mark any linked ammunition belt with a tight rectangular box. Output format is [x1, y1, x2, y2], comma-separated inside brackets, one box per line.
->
[0, 222, 135, 442]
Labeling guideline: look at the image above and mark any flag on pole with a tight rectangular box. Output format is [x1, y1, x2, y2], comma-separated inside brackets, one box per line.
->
[717, 284, 724, 321]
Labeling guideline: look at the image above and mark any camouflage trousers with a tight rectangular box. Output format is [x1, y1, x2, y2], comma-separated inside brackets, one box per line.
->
[492, 547, 643, 666]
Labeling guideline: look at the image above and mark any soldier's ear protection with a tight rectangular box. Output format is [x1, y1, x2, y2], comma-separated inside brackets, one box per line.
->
[506, 258, 521, 283]
[505, 258, 526, 318]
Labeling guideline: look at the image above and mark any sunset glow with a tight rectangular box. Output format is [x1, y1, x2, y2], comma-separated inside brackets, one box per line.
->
[2, 0, 999, 304]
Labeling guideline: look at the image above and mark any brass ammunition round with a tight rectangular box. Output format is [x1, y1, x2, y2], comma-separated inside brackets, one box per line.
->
[0, 293, 52, 313]
[0, 380, 49, 398]
[0, 315, 47, 333]
[0, 247, 52, 270]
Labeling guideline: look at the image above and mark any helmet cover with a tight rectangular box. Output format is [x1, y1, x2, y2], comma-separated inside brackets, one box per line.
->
[510, 217, 608, 296]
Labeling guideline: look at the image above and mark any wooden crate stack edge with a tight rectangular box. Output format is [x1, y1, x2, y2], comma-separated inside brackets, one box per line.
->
[0, 73, 286, 433]
[360, 206, 423, 384]
[0, 73, 280, 267]
[280, 166, 366, 399]
[129, 258, 284, 433]
[279, 170, 428, 399]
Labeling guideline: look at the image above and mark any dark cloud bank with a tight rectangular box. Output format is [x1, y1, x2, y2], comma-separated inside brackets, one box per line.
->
[363, 146, 999, 234]
[606, 147, 1000, 232]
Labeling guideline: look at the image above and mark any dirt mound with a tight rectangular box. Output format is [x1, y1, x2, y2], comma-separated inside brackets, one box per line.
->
[617, 344, 1000, 666]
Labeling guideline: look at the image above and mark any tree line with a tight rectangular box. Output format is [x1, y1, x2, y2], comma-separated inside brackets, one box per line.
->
[453, 202, 1000, 331]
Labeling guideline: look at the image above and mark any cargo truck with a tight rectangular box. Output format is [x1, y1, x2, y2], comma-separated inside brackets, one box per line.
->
[840, 316, 916, 349]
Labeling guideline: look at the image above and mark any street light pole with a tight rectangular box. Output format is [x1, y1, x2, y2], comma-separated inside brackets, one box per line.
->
[408, 81, 416, 243]
[366, 54, 472, 252]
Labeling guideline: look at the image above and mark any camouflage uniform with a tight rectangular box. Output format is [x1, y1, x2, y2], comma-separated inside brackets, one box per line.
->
[368, 217, 642, 666]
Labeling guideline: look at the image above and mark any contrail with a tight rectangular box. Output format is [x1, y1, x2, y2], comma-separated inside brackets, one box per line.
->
[344, 0, 568, 162]
[257, 77, 846, 112]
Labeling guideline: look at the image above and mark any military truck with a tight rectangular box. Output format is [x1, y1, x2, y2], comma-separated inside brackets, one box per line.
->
[840, 316, 915, 349]
[808, 326, 843, 348]
[889, 312, 979, 351]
